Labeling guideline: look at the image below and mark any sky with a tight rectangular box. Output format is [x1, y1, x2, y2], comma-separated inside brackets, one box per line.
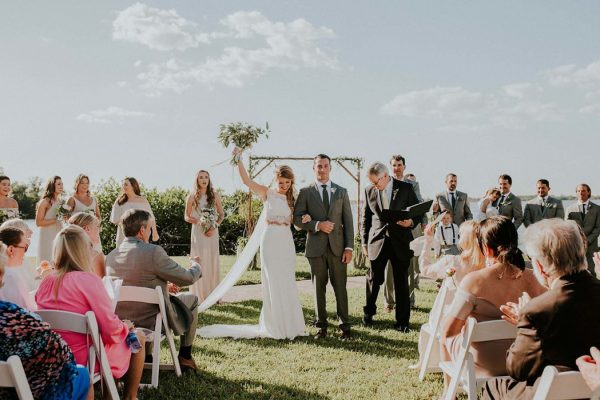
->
[2, 1, 600, 199]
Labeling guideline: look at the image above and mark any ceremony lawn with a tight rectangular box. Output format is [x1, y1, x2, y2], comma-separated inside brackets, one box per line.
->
[135, 281, 444, 400]
[173, 255, 368, 286]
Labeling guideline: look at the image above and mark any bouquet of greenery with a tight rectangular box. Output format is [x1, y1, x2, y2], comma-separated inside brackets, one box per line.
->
[218, 122, 270, 165]
[0, 208, 19, 224]
[199, 207, 219, 233]
[56, 199, 72, 220]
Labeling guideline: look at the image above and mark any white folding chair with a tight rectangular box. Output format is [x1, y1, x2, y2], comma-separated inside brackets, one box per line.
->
[418, 278, 455, 380]
[440, 317, 517, 400]
[117, 286, 182, 388]
[36, 310, 120, 400]
[592, 386, 600, 400]
[532, 365, 592, 400]
[0, 356, 34, 400]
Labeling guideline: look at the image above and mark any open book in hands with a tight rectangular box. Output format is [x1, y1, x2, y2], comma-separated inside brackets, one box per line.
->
[380, 200, 433, 224]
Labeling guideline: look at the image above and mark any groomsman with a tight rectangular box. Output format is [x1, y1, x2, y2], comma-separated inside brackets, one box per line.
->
[383, 155, 423, 313]
[434, 173, 472, 226]
[566, 184, 600, 273]
[497, 174, 523, 230]
[523, 179, 565, 227]
[361, 162, 419, 332]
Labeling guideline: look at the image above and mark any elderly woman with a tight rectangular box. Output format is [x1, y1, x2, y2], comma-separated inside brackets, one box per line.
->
[0, 243, 92, 400]
[439, 216, 546, 395]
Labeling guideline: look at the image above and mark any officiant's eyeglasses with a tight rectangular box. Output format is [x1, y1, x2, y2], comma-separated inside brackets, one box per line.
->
[370, 174, 387, 186]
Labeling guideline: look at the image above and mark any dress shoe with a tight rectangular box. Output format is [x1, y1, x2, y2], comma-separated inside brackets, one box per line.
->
[178, 355, 198, 373]
[384, 304, 394, 313]
[340, 330, 353, 340]
[394, 324, 410, 333]
[362, 315, 373, 327]
[314, 328, 327, 339]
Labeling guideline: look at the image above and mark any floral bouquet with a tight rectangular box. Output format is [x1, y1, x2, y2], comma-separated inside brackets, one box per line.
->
[0, 208, 19, 224]
[218, 122, 270, 165]
[446, 267, 457, 286]
[56, 199, 72, 220]
[36, 260, 55, 280]
[199, 207, 219, 233]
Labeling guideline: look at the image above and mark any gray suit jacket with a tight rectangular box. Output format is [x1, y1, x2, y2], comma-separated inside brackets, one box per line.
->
[106, 238, 202, 335]
[434, 190, 472, 226]
[523, 196, 565, 227]
[498, 193, 523, 230]
[566, 202, 600, 252]
[294, 182, 354, 258]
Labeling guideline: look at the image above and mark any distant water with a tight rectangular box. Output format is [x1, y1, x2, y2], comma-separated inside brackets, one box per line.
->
[23, 199, 581, 258]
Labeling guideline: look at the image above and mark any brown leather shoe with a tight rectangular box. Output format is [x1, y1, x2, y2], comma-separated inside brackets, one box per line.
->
[340, 330, 353, 340]
[178, 356, 198, 373]
[314, 328, 327, 339]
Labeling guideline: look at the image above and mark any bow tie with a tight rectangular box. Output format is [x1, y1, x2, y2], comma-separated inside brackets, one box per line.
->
[443, 226, 453, 229]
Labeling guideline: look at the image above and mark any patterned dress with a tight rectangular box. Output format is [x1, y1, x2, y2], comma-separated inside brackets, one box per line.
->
[0, 300, 89, 400]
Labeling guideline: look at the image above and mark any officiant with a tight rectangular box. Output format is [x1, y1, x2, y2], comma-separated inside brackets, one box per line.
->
[360, 162, 420, 332]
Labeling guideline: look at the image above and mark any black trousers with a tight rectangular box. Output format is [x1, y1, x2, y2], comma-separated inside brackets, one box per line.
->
[364, 238, 411, 326]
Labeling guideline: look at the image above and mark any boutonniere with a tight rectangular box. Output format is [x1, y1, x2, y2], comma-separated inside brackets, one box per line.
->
[331, 187, 337, 195]
[392, 189, 399, 201]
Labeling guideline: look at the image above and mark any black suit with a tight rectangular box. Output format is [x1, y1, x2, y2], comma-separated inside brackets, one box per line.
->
[361, 178, 419, 326]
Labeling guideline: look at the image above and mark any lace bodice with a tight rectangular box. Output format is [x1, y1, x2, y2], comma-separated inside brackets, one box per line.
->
[265, 190, 292, 225]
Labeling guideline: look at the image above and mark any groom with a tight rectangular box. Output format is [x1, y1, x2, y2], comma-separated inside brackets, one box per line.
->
[294, 154, 355, 340]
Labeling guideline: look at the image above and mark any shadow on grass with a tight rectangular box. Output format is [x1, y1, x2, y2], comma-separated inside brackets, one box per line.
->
[137, 370, 331, 400]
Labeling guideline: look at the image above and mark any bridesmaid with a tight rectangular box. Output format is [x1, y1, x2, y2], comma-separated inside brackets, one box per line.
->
[35, 176, 64, 263]
[67, 174, 102, 251]
[184, 170, 224, 302]
[0, 175, 19, 220]
[110, 177, 159, 247]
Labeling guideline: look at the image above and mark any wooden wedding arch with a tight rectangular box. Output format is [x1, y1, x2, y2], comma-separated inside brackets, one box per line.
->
[244, 155, 364, 236]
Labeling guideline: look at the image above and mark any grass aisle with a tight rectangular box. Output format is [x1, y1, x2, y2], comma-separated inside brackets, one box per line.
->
[139, 281, 444, 400]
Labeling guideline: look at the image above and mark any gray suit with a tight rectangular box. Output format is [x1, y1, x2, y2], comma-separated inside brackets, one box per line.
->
[523, 196, 565, 227]
[498, 193, 524, 230]
[435, 190, 472, 226]
[566, 202, 600, 272]
[294, 182, 354, 331]
[106, 238, 202, 346]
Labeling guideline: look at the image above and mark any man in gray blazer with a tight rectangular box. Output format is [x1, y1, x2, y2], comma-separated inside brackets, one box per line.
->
[106, 209, 203, 371]
[566, 184, 600, 273]
[498, 174, 523, 230]
[294, 154, 354, 340]
[523, 179, 565, 227]
[434, 173, 472, 226]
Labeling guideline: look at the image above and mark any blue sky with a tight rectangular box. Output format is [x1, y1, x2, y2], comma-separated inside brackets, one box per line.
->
[2, 1, 600, 198]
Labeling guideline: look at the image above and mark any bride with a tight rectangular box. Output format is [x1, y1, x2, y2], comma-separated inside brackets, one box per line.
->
[197, 150, 307, 339]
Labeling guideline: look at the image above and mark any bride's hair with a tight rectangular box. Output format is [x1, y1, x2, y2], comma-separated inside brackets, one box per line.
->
[275, 165, 296, 210]
[192, 170, 215, 209]
[484, 187, 501, 198]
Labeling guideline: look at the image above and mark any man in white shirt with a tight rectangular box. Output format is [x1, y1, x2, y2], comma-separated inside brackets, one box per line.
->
[566, 183, 600, 273]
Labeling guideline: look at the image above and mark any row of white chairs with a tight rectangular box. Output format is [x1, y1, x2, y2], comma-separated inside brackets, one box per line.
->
[1, 285, 181, 399]
[418, 277, 600, 399]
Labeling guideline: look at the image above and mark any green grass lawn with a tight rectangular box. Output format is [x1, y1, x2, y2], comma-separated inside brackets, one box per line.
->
[135, 281, 444, 400]
[172, 255, 368, 286]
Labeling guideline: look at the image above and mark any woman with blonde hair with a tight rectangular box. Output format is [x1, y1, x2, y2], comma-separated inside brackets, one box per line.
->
[0, 242, 92, 400]
[68, 212, 105, 277]
[184, 170, 224, 302]
[198, 150, 307, 339]
[110, 177, 158, 246]
[35, 225, 145, 400]
[67, 174, 101, 219]
[35, 175, 64, 263]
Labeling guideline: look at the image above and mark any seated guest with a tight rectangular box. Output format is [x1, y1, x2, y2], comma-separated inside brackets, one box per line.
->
[434, 210, 460, 256]
[440, 216, 545, 394]
[0, 219, 37, 289]
[0, 227, 36, 310]
[106, 209, 202, 371]
[35, 225, 145, 400]
[0, 243, 92, 400]
[484, 222, 600, 399]
[68, 212, 105, 278]
[419, 220, 485, 283]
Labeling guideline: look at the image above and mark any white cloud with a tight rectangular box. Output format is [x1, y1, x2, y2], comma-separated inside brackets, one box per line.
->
[545, 60, 600, 88]
[579, 103, 600, 114]
[76, 106, 155, 124]
[114, 7, 338, 93]
[503, 82, 536, 99]
[113, 3, 209, 51]
[380, 86, 484, 118]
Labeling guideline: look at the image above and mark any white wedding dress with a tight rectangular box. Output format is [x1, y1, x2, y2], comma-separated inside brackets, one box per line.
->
[197, 189, 306, 339]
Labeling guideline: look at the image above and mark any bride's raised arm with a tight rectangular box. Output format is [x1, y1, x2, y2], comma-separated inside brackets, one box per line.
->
[236, 150, 268, 200]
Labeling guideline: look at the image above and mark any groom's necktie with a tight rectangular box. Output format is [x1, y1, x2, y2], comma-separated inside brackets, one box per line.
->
[498, 195, 505, 208]
[321, 184, 330, 212]
[581, 204, 587, 219]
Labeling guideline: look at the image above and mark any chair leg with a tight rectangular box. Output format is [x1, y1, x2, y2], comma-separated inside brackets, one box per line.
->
[419, 328, 435, 381]
[151, 336, 160, 388]
[466, 355, 477, 400]
[165, 328, 182, 377]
